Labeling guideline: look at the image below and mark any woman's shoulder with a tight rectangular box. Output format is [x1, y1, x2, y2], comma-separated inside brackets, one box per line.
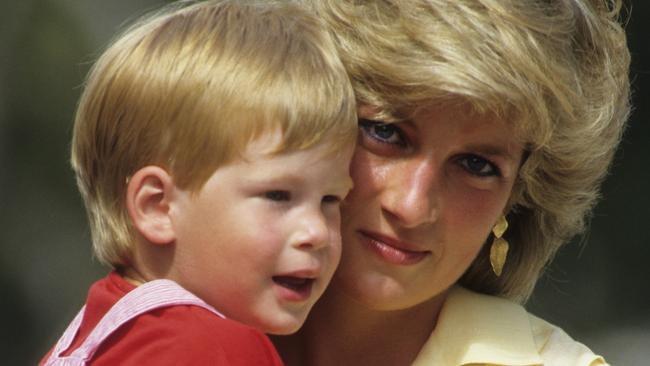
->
[412, 286, 608, 366]
[527, 313, 609, 366]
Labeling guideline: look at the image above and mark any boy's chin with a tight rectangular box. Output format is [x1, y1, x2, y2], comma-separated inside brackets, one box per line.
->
[259, 311, 308, 335]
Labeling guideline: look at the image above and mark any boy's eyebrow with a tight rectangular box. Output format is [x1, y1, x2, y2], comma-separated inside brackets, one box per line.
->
[247, 173, 304, 185]
[340, 177, 354, 192]
[246, 173, 354, 192]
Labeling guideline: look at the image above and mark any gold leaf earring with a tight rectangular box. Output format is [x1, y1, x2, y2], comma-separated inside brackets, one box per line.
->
[489, 215, 509, 277]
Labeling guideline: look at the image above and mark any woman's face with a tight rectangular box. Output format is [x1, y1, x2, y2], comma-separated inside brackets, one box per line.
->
[335, 103, 524, 310]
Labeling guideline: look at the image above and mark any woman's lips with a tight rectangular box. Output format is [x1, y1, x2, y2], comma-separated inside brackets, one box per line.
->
[359, 231, 430, 265]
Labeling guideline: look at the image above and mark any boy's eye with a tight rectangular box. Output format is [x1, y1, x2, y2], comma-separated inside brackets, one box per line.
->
[264, 190, 291, 201]
[359, 119, 405, 146]
[459, 155, 500, 177]
[321, 195, 341, 204]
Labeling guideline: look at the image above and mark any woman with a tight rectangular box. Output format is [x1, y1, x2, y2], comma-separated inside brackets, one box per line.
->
[274, 0, 630, 365]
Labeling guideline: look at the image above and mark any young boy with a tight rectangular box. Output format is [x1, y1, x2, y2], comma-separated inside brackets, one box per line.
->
[40, 0, 356, 364]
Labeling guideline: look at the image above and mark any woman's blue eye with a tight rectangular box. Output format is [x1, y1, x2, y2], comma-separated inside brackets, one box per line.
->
[359, 119, 405, 146]
[460, 156, 500, 177]
[265, 190, 291, 201]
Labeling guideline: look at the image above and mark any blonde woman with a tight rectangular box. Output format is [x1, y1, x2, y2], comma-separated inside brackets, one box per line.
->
[274, 0, 630, 365]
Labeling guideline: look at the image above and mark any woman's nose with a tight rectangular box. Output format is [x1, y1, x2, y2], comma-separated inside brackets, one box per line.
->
[381, 158, 440, 228]
[291, 208, 331, 250]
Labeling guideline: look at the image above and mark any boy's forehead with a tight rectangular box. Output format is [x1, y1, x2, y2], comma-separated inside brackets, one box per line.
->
[243, 129, 286, 158]
[242, 128, 352, 160]
[232, 135, 354, 187]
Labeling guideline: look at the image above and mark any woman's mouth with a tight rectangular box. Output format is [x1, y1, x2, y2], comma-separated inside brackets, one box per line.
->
[272, 276, 314, 302]
[359, 231, 431, 265]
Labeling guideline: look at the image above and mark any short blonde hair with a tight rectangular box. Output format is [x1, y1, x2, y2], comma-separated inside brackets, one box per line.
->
[72, 0, 356, 268]
[304, 0, 630, 302]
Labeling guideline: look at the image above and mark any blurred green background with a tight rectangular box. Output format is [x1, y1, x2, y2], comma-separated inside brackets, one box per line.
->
[1, 1, 648, 365]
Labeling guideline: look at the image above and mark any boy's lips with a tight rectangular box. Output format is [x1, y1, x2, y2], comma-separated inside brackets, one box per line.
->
[358, 230, 431, 265]
[272, 271, 317, 302]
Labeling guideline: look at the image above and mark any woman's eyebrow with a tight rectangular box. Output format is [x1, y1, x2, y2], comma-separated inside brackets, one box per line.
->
[464, 143, 521, 163]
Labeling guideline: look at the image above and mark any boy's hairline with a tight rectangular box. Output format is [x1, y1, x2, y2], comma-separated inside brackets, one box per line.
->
[71, 0, 358, 268]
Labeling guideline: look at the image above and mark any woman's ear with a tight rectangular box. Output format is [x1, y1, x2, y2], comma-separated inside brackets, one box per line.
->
[126, 166, 177, 245]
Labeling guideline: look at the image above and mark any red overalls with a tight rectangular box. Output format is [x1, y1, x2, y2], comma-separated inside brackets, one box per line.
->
[41, 279, 224, 366]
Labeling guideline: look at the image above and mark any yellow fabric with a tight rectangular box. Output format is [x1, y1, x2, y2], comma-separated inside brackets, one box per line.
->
[411, 286, 609, 366]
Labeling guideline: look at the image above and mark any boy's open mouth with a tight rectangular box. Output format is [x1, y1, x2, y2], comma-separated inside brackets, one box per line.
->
[272, 276, 315, 301]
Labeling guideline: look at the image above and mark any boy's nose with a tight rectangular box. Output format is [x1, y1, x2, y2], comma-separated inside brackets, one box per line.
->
[291, 209, 330, 250]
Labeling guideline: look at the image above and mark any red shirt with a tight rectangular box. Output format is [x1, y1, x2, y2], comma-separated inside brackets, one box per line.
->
[40, 272, 284, 365]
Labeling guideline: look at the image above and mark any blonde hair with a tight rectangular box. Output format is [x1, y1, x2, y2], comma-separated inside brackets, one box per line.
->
[72, 0, 356, 268]
[304, 0, 630, 302]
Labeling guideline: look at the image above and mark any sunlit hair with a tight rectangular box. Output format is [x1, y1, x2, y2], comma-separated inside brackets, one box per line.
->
[305, 0, 630, 302]
[72, 0, 356, 268]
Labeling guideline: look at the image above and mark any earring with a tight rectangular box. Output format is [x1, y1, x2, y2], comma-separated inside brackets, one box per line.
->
[489, 215, 509, 277]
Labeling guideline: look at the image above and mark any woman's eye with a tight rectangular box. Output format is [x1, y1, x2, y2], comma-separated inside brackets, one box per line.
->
[264, 190, 291, 201]
[359, 119, 405, 146]
[459, 155, 500, 177]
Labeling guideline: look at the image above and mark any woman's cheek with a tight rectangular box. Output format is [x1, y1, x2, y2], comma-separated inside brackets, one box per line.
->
[347, 149, 384, 199]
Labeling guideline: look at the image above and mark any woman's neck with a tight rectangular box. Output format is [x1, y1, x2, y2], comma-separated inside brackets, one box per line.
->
[274, 287, 449, 366]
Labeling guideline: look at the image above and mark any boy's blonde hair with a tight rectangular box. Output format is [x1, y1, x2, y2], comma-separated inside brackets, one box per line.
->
[303, 0, 630, 302]
[72, 0, 356, 268]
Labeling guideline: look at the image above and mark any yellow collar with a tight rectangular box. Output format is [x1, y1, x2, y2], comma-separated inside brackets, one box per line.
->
[412, 286, 543, 366]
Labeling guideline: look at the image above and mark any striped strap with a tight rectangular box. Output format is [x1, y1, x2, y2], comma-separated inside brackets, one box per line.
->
[45, 279, 224, 365]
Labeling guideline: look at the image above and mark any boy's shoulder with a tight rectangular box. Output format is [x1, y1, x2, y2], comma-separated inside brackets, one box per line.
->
[92, 304, 283, 365]
[72, 272, 283, 365]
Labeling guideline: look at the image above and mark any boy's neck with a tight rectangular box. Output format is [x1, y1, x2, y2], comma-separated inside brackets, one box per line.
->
[273, 286, 448, 366]
[120, 235, 178, 287]
[119, 267, 147, 286]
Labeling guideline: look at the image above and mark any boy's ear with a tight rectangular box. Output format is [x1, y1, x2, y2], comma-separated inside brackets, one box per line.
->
[126, 166, 177, 245]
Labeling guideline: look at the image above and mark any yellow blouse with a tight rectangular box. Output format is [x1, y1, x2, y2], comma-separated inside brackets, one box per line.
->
[411, 286, 608, 366]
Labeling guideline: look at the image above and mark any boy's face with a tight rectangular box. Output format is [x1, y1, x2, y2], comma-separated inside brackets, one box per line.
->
[169, 133, 354, 334]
